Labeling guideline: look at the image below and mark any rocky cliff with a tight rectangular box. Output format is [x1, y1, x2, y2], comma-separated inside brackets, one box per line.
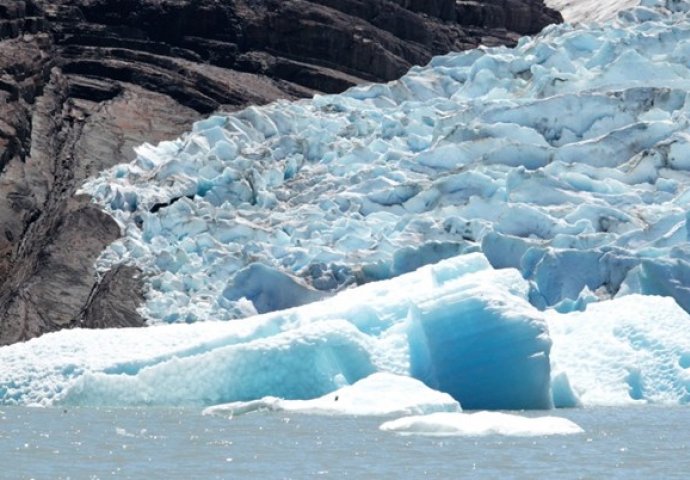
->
[0, 0, 561, 345]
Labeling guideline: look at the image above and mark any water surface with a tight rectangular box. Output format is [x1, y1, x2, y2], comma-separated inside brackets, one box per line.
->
[0, 406, 687, 479]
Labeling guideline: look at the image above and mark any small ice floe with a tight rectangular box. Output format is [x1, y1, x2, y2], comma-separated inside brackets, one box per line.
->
[380, 411, 584, 437]
[203, 373, 461, 417]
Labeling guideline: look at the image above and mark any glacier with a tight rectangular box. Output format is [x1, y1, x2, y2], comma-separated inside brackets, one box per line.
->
[1, 0, 690, 412]
[82, 0, 690, 326]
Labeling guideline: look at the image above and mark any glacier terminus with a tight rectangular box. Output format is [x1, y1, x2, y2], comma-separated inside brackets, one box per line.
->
[2, 0, 690, 425]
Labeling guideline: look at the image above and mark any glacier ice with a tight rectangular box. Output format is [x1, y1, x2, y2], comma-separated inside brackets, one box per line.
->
[548, 295, 690, 406]
[0, 254, 551, 409]
[1, 254, 688, 409]
[379, 412, 584, 437]
[82, 0, 690, 326]
[2, 0, 690, 411]
[202, 373, 461, 417]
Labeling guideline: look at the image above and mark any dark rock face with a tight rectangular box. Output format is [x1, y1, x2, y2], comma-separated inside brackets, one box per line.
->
[0, 0, 561, 345]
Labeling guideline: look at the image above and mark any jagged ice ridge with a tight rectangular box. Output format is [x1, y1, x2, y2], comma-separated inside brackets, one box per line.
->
[0, 0, 689, 411]
[83, 0, 690, 326]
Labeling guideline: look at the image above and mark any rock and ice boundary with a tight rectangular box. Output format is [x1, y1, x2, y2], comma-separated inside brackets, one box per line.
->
[1, 0, 690, 410]
[83, 0, 690, 325]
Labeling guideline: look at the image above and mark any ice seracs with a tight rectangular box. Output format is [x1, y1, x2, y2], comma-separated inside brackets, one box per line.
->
[82, 0, 690, 327]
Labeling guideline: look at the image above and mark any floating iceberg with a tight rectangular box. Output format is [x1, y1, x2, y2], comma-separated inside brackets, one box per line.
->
[1, 253, 688, 408]
[202, 373, 461, 417]
[82, 0, 690, 327]
[380, 412, 584, 437]
[0, 254, 552, 409]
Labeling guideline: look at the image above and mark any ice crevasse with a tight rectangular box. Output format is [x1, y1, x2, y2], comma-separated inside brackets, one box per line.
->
[2, 0, 690, 409]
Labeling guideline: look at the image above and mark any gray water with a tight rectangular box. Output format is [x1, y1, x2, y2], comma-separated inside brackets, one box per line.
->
[0, 406, 688, 479]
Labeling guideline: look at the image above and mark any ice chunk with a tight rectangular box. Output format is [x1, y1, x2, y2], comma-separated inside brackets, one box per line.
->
[221, 263, 327, 314]
[202, 373, 461, 417]
[379, 411, 584, 437]
[547, 295, 690, 406]
[406, 270, 552, 410]
[0, 255, 552, 409]
[61, 320, 378, 406]
[617, 257, 690, 312]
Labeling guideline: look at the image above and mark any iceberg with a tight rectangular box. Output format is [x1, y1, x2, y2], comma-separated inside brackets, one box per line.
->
[0, 254, 688, 408]
[202, 373, 461, 417]
[380, 412, 584, 437]
[548, 295, 690, 406]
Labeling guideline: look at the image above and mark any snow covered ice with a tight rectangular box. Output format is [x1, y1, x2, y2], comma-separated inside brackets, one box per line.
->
[1, 0, 690, 410]
[379, 411, 584, 437]
[0, 255, 553, 409]
[202, 373, 461, 417]
[548, 295, 690, 406]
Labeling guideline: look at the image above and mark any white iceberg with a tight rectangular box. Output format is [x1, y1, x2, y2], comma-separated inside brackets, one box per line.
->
[380, 411, 584, 437]
[202, 373, 461, 417]
[548, 294, 690, 406]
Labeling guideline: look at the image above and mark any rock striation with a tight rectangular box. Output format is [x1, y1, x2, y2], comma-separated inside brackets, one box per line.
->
[0, 0, 561, 345]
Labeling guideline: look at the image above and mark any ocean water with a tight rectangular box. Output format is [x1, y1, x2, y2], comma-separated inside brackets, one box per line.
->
[0, 406, 688, 479]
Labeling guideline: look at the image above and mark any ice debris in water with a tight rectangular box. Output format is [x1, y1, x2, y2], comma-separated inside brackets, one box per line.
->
[81, 0, 690, 325]
[202, 373, 461, 417]
[379, 411, 584, 437]
[1, 254, 689, 409]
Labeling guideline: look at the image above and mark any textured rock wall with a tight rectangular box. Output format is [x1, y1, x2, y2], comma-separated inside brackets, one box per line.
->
[0, 0, 561, 344]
